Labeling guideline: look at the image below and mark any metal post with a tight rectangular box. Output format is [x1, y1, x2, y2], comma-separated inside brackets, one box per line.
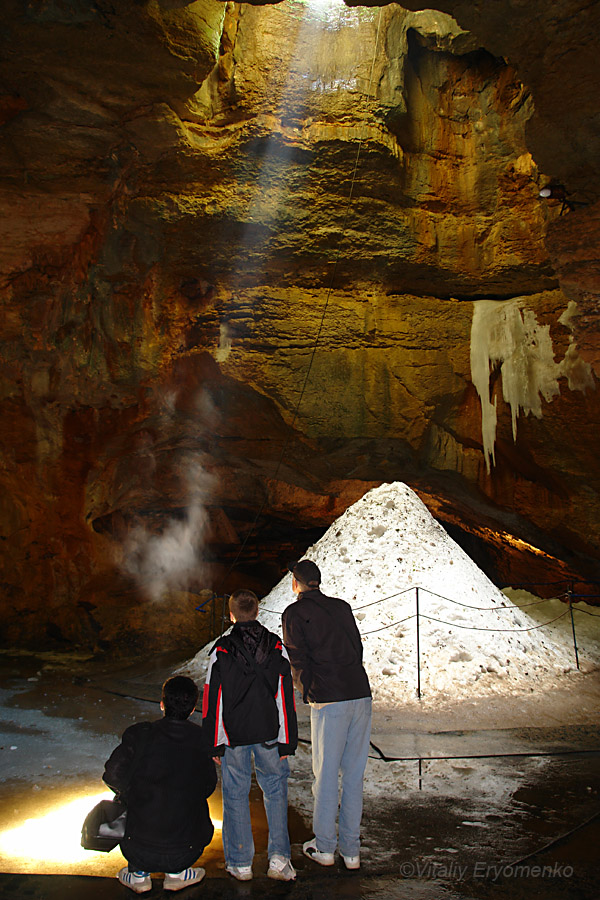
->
[220, 593, 228, 636]
[567, 588, 580, 670]
[416, 586, 421, 699]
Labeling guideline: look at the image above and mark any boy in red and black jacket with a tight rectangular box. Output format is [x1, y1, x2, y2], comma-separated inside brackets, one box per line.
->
[203, 589, 297, 883]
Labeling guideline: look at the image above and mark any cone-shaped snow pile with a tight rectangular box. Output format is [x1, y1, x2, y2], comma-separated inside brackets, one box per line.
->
[185, 483, 600, 703]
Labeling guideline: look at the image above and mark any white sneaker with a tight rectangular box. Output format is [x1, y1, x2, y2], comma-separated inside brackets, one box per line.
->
[164, 867, 206, 891]
[268, 854, 297, 881]
[117, 867, 152, 893]
[341, 853, 360, 870]
[226, 864, 253, 881]
[302, 838, 335, 866]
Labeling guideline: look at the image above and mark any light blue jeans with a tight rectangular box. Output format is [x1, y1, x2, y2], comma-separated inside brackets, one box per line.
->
[310, 697, 372, 857]
[221, 743, 291, 867]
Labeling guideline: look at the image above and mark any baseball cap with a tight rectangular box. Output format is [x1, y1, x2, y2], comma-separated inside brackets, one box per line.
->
[288, 559, 321, 587]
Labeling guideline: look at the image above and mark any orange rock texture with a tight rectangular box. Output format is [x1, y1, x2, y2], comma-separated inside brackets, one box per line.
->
[0, 1, 597, 652]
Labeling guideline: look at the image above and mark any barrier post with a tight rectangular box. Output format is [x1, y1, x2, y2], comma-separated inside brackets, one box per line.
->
[416, 586, 421, 699]
[567, 587, 580, 670]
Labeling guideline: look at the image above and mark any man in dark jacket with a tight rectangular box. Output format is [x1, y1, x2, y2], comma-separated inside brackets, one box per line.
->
[282, 560, 371, 871]
[103, 675, 216, 893]
[202, 588, 298, 883]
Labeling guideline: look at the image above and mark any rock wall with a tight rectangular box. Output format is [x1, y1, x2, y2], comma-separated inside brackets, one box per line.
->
[380, 0, 600, 370]
[0, 0, 597, 652]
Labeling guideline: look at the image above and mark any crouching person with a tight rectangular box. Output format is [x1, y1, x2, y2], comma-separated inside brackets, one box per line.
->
[103, 675, 216, 893]
[203, 589, 298, 882]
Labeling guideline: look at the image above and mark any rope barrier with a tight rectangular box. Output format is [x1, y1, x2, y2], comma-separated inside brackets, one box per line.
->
[249, 579, 590, 696]
[354, 587, 417, 611]
[259, 588, 578, 636]
[257, 585, 578, 621]
[257, 586, 416, 616]
[419, 586, 556, 611]
[572, 606, 600, 618]
[359, 614, 416, 636]
[498, 807, 600, 873]
[415, 609, 570, 633]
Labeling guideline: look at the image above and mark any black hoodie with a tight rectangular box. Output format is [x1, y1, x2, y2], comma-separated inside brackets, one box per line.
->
[202, 619, 298, 757]
[103, 716, 217, 873]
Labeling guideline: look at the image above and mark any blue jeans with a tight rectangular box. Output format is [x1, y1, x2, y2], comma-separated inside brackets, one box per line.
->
[221, 743, 291, 867]
[310, 697, 372, 857]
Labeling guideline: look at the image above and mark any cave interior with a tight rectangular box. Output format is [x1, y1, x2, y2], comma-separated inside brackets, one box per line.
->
[1, 0, 599, 655]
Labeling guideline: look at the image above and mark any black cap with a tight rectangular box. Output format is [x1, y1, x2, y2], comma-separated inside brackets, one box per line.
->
[289, 559, 321, 587]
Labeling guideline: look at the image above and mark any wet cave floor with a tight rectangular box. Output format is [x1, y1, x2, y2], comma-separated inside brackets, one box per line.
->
[0, 650, 599, 900]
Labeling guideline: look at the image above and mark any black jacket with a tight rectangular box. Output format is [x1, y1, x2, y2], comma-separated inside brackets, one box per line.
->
[103, 717, 216, 873]
[282, 588, 371, 704]
[202, 619, 298, 757]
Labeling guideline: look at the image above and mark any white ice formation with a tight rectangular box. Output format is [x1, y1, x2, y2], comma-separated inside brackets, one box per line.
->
[184, 482, 600, 704]
[470, 298, 595, 472]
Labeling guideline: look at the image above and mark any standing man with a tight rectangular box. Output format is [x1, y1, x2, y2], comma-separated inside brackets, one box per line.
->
[203, 589, 298, 882]
[282, 560, 371, 871]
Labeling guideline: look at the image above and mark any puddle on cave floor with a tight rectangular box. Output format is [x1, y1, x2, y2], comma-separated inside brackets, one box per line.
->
[0, 651, 599, 899]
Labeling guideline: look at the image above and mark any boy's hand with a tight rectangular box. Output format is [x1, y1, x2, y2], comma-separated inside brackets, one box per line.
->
[213, 756, 221, 766]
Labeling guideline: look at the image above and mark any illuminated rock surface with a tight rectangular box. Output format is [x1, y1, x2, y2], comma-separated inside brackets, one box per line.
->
[0, 0, 598, 650]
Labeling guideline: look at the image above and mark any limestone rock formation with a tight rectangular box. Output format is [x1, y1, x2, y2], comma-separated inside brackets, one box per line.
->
[0, 0, 597, 652]
[373, 0, 600, 368]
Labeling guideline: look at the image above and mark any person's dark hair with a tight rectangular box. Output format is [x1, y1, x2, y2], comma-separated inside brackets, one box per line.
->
[161, 675, 199, 720]
[229, 589, 259, 622]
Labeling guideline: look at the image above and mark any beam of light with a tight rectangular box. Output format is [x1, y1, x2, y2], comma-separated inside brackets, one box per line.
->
[225, 0, 379, 272]
[0, 790, 222, 869]
[305, 0, 347, 10]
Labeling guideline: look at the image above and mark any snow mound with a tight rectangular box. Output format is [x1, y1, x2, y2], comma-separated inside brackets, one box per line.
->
[184, 482, 600, 704]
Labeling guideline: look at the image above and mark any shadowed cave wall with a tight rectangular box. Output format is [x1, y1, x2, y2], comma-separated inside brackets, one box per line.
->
[0, 0, 598, 653]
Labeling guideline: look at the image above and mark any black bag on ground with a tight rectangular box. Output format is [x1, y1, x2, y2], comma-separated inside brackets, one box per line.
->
[81, 798, 127, 852]
[83, 720, 153, 852]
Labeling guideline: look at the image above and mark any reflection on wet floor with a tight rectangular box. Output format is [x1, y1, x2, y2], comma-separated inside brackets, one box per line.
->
[1, 652, 599, 899]
[0, 872, 475, 900]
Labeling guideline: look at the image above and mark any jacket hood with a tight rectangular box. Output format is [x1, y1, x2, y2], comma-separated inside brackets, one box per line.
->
[232, 620, 273, 666]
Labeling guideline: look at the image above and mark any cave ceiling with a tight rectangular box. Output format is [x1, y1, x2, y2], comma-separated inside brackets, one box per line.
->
[0, 0, 598, 652]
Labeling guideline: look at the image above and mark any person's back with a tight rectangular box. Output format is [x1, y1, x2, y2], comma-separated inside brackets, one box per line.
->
[206, 618, 288, 747]
[281, 587, 370, 703]
[203, 589, 298, 883]
[282, 560, 371, 872]
[103, 675, 216, 893]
